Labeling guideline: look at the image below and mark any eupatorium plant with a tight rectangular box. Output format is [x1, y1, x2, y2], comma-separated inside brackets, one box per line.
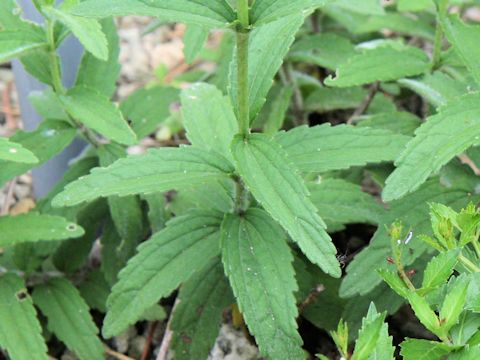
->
[1, 0, 480, 359]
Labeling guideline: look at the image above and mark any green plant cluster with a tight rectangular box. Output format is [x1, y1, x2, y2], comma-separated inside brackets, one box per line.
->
[1, 0, 480, 359]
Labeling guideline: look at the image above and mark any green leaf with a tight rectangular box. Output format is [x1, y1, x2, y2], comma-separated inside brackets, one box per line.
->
[0, 0, 28, 29]
[450, 345, 480, 360]
[32, 278, 104, 360]
[351, 305, 387, 360]
[53, 200, 108, 273]
[171, 259, 233, 360]
[183, 24, 209, 64]
[341, 180, 476, 298]
[142, 193, 167, 233]
[98, 144, 144, 262]
[231, 134, 340, 277]
[276, 124, 410, 173]
[43, 6, 108, 60]
[229, 14, 304, 121]
[466, 273, 480, 313]
[324, 6, 435, 40]
[29, 89, 69, 121]
[20, 49, 54, 85]
[421, 250, 460, 290]
[0, 273, 48, 360]
[36, 156, 99, 216]
[308, 178, 384, 231]
[0, 120, 76, 187]
[377, 269, 410, 299]
[0, 138, 38, 163]
[103, 210, 223, 337]
[451, 312, 480, 346]
[357, 112, 421, 136]
[181, 83, 238, 161]
[76, 17, 120, 97]
[59, 86, 137, 145]
[408, 292, 441, 334]
[52, 146, 234, 207]
[170, 178, 235, 215]
[120, 86, 179, 139]
[440, 276, 471, 332]
[383, 92, 480, 202]
[398, 72, 468, 108]
[325, 46, 430, 87]
[443, 15, 480, 86]
[305, 87, 367, 113]
[400, 339, 453, 360]
[253, 83, 293, 134]
[70, 0, 236, 28]
[78, 270, 110, 313]
[0, 213, 84, 247]
[289, 33, 356, 71]
[335, 0, 385, 15]
[364, 305, 395, 360]
[0, 29, 47, 64]
[397, 0, 433, 12]
[250, 0, 329, 26]
[100, 219, 124, 286]
[221, 209, 304, 359]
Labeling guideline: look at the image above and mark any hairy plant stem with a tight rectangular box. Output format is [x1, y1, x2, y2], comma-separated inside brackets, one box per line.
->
[234, 177, 249, 214]
[47, 19, 101, 148]
[236, 0, 250, 136]
[431, 1, 448, 70]
[396, 259, 416, 291]
[47, 20, 64, 95]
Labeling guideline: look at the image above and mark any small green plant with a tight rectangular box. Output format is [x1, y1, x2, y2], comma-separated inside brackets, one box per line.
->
[1, 0, 480, 359]
[321, 204, 480, 359]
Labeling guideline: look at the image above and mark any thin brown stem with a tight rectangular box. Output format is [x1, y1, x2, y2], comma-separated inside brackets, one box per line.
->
[457, 154, 480, 176]
[105, 347, 135, 360]
[347, 82, 380, 125]
[1, 177, 17, 215]
[141, 321, 159, 360]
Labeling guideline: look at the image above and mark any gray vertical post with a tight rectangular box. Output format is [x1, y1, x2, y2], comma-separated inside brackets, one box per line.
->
[12, 0, 85, 198]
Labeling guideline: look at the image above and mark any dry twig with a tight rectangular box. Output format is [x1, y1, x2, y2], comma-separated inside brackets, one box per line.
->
[458, 153, 480, 176]
[347, 81, 380, 124]
[156, 298, 180, 360]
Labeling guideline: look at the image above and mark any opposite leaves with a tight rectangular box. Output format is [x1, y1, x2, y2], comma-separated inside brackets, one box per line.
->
[221, 209, 304, 359]
[231, 133, 340, 277]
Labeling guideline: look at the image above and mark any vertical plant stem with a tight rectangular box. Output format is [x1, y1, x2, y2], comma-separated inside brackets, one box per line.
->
[431, 1, 448, 70]
[236, 0, 250, 136]
[47, 20, 65, 95]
